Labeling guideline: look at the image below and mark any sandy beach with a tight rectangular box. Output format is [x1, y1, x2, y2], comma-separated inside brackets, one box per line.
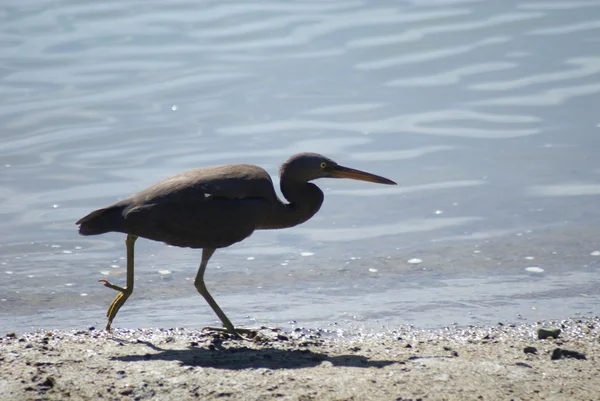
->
[1, 317, 598, 401]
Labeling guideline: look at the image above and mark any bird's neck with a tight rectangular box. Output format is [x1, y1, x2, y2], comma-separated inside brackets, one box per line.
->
[259, 180, 324, 230]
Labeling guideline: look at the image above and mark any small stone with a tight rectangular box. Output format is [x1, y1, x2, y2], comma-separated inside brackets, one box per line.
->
[551, 348, 586, 360]
[39, 377, 56, 388]
[515, 362, 533, 368]
[6, 332, 16, 339]
[538, 327, 561, 339]
[524, 346, 538, 354]
[120, 387, 134, 396]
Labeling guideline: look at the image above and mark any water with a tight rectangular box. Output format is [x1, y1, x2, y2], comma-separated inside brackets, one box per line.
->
[1, 0, 600, 334]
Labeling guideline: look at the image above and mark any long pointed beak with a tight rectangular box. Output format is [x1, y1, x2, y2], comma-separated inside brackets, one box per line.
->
[331, 165, 396, 185]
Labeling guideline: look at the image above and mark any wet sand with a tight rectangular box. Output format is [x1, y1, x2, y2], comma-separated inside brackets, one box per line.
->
[1, 317, 598, 401]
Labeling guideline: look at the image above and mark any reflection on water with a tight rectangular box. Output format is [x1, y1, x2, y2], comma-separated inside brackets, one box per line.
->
[1, 0, 600, 332]
[528, 183, 600, 197]
[288, 217, 483, 242]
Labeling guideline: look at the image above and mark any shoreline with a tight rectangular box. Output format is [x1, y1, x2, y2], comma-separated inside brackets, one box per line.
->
[1, 317, 598, 400]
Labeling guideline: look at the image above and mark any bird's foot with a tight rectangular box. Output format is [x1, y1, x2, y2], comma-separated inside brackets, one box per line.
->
[98, 279, 126, 292]
[99, 280, 132, 332]
[202, 326, 259, 340]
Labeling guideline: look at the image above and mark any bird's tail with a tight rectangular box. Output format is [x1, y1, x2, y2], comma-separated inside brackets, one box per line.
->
[76, 206, 124, 235]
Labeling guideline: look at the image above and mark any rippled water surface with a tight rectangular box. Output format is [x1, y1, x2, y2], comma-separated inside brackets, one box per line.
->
[2, 0, 600, 333]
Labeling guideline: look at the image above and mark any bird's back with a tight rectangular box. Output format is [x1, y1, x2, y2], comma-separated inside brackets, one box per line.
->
[133, 164, 277, 202]
[77, 164, 277, 248]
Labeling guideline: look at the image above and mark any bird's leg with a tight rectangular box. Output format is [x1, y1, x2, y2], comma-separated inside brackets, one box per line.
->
[98, 234, 138, 331]
[194, 248, 256, 339]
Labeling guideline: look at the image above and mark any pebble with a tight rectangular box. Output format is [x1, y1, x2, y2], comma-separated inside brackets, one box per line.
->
[538, 327, 561, 340]
[515, 362, 533, 368]
[551, 348, 586, 360]
[39, 376, 56, 388]
[523, 346, 538, 354]
[407, 258, 422, 265]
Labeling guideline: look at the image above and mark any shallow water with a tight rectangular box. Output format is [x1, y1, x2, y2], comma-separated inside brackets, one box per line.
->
[1, 0, 600, 333]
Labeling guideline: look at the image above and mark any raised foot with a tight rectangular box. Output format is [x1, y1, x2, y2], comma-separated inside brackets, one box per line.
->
[98, 279, 126, 292]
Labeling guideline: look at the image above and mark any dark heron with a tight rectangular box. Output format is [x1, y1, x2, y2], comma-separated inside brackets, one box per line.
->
[77, 152, 396, 336]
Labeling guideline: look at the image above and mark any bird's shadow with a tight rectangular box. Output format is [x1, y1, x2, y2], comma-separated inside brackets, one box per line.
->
[111, 339, 397, 370]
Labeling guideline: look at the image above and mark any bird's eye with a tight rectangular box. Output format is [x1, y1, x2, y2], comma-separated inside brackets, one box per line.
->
[320, 162, 327, 169]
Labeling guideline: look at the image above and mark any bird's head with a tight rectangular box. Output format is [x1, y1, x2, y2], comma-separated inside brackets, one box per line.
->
[280, 152, 396, 185]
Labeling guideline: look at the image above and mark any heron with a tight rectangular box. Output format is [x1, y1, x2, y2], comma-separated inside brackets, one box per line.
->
[77, 152, 396, 336]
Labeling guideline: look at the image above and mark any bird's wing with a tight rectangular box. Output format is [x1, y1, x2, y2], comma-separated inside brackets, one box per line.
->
[121, 196, 271, 249]
[129, 164, 277, 203]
